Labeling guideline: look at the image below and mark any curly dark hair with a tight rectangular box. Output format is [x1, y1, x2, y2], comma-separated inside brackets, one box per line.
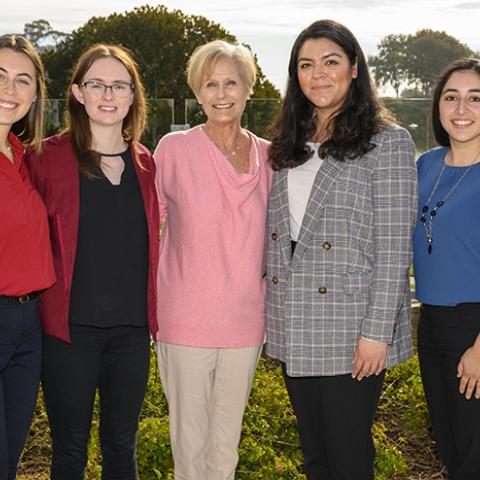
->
[269, 19, 394, 170]
[432, 57, 480, 147]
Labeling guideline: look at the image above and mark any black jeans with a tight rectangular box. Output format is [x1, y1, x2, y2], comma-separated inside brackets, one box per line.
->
[283, 364, 385, 480]
[0, 299, 42, 480]
[42, 325, 150, 480]
[418, 303, 480, 480]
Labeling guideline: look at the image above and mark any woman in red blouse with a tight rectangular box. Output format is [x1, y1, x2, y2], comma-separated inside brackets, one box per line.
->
[0, 35, 55, 480]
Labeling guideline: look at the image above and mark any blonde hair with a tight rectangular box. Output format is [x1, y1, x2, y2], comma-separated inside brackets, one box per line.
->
[0, 35, 46, 152]
[187, 40, 257, 95]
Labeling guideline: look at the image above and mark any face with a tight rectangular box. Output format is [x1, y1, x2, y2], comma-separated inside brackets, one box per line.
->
[296, 37, 357, 123]
[0, 48, 37, 130]
[72, 56, 134, 130]
[439, 70, 480, 146]
[196, 57, 250, 126]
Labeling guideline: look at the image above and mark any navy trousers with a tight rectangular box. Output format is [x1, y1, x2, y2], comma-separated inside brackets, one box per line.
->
[42, 325, 150, 480]
[0, 299, 42, 480]
[418, 303, 480, 480]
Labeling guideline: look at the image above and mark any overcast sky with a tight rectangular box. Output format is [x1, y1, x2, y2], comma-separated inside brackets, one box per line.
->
[4, 0, 480, 92]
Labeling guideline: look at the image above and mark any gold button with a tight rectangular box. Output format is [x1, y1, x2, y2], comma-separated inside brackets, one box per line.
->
[318, 287, 327, 294]
[323, 242, 331, 250]
[271, 233, 278, 240]
[272, 276, 279, 284]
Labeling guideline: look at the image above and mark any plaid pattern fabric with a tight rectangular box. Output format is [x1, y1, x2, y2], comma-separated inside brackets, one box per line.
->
[265, 125, 418, 376]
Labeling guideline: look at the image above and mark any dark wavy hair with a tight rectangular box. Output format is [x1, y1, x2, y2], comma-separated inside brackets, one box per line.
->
[269, 19, 393, 170]
[432, 57, 480, 147]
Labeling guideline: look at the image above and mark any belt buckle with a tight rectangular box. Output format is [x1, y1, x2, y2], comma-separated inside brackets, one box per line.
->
[18, 294, 30, 304]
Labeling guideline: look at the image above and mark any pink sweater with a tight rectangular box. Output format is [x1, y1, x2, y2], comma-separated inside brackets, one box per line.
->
[153, 126, 272, 348]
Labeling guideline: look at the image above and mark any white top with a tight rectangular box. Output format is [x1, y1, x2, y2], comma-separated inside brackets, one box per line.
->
[288, 143, 323, 241]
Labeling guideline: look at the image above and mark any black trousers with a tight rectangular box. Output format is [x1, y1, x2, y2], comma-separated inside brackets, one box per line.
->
[283, 364, 385, 480]
[42, 325, 150, 480]
[418, 303, 480, 480]
[0, 299, 42, 480]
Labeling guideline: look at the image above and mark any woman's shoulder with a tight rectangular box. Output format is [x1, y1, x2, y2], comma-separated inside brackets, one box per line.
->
[373, 123, 414, 146]
[26, 133, 73, 165]
[246, 129, 270, 161]
[417, 146, 446, 169]
[156, 125, 203, 151]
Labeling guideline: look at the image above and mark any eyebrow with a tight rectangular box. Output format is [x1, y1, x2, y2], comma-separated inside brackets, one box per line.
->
[297, 52, 343, 63]
[83, 77, 131, 84]
[0, 66, 33, 79]
[443, 87, 480, 93]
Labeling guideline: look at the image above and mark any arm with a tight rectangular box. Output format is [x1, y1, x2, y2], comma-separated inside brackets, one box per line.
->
[352, 127, 417, 380]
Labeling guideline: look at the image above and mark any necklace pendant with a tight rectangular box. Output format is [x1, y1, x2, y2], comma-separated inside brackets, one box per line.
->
[428, 244, 432, 255]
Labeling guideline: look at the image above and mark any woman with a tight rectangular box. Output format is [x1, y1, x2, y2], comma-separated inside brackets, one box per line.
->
[265, 20, 417, 480]
[26, 44, 159, 480]
[414, 58, 480, 480]
[153, 40, 271, 480]
[0, 34, 54, 480]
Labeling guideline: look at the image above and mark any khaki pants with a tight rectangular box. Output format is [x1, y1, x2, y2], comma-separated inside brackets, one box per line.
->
[156, 342, 261, 480]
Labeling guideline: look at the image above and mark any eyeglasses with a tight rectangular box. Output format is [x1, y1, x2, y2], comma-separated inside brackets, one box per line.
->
[79, 80, 134, 98]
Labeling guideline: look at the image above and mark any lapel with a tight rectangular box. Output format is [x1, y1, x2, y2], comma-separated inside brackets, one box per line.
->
[54, 136, 80, 292]
[291, 156, 346, 266]
[131, 144, 159, 244]
[131, 144, 150, 214]
[272, 169, 293, 266]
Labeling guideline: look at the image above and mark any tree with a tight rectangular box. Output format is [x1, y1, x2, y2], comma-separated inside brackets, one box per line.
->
[405, 29, 474, 95]
[24, 19, 68, 49]
[370, 29, 475, 97]
[41, 5, 279, 105]
[369, 34, 408, 97]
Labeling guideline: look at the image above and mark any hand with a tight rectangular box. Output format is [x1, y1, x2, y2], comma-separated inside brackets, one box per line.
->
[457, 340, 480, 400]
[352, 337, 388, 381]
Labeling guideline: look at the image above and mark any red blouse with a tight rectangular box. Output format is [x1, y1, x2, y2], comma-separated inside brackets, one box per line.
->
[0, 132, 55, 296]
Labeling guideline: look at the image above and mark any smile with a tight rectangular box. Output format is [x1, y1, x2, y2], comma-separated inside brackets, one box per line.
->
[452, 119, 473, 127]
[98, 106, 117, 112]
[0, 100, 18, 110]
[213, 103, 234, 109]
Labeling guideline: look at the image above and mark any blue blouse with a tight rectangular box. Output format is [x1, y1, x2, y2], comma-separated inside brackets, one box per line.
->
[413, 146, 480, 306]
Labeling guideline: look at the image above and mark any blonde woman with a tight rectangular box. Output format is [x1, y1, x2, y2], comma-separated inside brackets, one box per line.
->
[154, 40, 271, 480]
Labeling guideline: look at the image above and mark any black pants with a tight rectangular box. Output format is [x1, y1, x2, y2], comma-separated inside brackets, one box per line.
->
[0, 299, 42, 480]
[283, 364, 385, 480]
[418, 303, 480, 480]
[42, 325, 150, 480]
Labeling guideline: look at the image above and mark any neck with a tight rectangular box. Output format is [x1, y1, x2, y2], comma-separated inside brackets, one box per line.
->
[448, 140, 480, 166]
[90, 123, 127, 154]
[313, 111, 333, 143]
[0, 125, 11, 150]
[204, 120, 244, 138]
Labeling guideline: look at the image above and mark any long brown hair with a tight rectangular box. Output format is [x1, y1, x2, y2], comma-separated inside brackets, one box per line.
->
[64, 44, 147, 177]
[0, 35, 46, 152]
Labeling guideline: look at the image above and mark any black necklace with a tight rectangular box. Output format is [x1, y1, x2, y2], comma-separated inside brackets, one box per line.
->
[420, 159, 473, 254]
[95, 149, 129, 157]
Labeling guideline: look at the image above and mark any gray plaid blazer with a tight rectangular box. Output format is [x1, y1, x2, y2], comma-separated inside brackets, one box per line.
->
[265, 125, 418, 376]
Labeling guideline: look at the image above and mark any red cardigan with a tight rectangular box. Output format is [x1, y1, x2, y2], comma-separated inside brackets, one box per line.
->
[25, 134, 159, 343]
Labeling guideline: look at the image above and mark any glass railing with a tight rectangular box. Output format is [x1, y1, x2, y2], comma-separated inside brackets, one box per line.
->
[46, 97, 435, 153]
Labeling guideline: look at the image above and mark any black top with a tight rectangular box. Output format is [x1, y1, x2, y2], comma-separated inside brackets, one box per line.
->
[69, 149, 149, 327]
